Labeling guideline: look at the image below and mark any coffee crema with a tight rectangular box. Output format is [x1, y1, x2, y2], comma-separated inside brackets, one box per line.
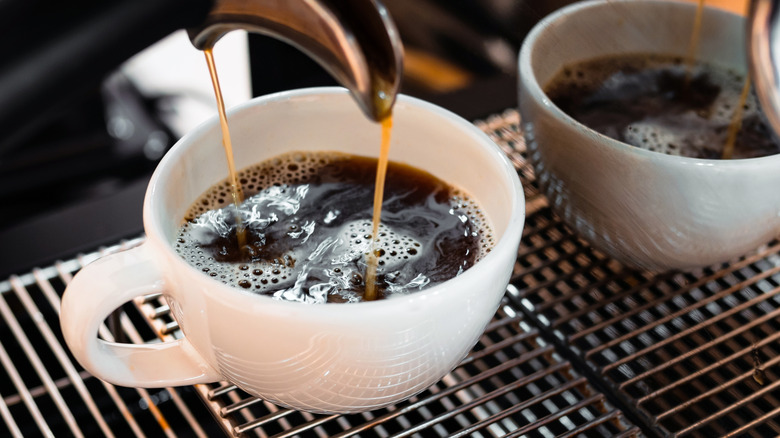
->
[544, 54, 780, 159]
[175, 151, 494, 303]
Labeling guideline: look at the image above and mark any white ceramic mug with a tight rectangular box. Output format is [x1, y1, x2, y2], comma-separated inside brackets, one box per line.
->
[61, 88, 525, 413]
[519, 0, 780, 271]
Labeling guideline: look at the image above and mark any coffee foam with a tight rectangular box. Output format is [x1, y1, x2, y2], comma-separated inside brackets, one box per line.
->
[619, 65, 757, 156]
[546, 54, 776, 159]
[175, 151, 495, 301]
[185, 152, 346, 219]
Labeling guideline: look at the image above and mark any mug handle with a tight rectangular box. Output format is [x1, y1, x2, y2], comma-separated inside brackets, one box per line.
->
[60, 244, 221, 387]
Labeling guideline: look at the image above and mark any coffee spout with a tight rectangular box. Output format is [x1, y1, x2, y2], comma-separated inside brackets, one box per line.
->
[188, 0, 403, 122]
[748, 0, 780, 136]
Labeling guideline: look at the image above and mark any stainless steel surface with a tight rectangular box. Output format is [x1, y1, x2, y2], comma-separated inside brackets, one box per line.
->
[189, 0, 403, 121]
[749, 0, 780, 137]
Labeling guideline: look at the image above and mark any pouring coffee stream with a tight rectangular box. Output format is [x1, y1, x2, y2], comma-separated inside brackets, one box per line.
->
[189, 0, 403, 298]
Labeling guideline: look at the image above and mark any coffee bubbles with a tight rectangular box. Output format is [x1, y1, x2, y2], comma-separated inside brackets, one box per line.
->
[545, 54, 780, 159]
[175, 151, 494, 303]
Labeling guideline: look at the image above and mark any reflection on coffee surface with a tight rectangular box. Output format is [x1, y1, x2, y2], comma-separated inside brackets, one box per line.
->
[175, 151, 494, 303]
[545, 54, 780, 159]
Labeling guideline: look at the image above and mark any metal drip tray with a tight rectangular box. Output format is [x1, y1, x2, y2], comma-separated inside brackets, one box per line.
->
[0, 235, 637, 437]
[514, 224, 780, 437]
[160, 295, 637, 437]
[2, 109, 778, 437]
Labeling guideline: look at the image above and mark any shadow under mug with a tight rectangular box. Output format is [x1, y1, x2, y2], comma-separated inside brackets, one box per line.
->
[518, 0, 780, 271]
[61, 88, 525, 413]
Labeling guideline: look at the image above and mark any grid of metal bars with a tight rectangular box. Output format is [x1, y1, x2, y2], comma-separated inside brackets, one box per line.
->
[0, 238, 637, 437]
[0, 109, 647, 437]
[136, 286, 639, 437]
[9, 109, 780, 436]
[0, 238, 223, 437]
[496, 109, 780, 437]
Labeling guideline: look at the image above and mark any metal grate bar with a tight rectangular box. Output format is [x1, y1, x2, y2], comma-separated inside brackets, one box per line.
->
[0, 392, 21, 437]
[656, 359, 780, 422]
[0, 285, 83, 437]
[475, 394, 605, 438]
[1, 370, 95, 405]
[262, 415, 339, 438]
[545, 271, 675, 330]
[459, 330, 541, 366]
[556, 410, 631, 438]
[618, 306, 780, 386]
[221, 396, 265, 416]
[604, 296, 780, 373]
[723, 404, 780, 437]
[638, 329, 780, 404]
[209, 384, 239, 399]
[675, 378, 780, 437]
[10, 275, 115, 437]
[0, 339, 50, 437]
[571, 249, 780, 344]
[390, 363, 579, 437]
[532, 261, 622, 312]
[586, 265, 780, 359]
[233, 408, 309, 435]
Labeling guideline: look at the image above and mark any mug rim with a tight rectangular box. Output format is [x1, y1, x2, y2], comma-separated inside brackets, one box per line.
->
[518, 0, 780, 167]
[143, 87, 525, 312]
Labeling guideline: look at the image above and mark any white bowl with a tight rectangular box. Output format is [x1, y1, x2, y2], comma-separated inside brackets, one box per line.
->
[519, 0, 780, 270]
[62, 88, 525, 413]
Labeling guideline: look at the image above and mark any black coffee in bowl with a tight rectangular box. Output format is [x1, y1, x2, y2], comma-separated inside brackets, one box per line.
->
[175, 151, 494, 303]
[544, 54, 780, 159]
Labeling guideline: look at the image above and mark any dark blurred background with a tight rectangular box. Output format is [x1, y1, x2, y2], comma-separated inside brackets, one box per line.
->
[0, 0, 572, 276]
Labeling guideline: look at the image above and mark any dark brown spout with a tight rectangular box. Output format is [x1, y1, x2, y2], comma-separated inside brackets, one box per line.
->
[188, 0, 404, 121]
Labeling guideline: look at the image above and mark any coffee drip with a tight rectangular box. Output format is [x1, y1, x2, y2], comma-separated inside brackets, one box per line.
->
[687, 0, 752, 158]
[365, 117, 393, 300]
[203, 49, 246, 251]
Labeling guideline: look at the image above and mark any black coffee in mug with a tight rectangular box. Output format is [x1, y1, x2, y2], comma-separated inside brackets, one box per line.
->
[175, 151, 495, 303]
[544, 54, 780, 159]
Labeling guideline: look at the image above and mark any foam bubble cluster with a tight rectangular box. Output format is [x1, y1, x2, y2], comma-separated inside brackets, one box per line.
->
[185, 152, 344, 219]
[175, 151, 495, 302]
[545, 54, 780, 159]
